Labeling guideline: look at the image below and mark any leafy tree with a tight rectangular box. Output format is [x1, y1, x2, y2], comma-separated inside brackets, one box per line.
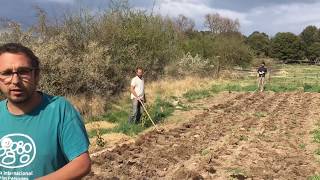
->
[300, 25, 319, 47]
[307, 42, 320, 62]
[246, 31, 270, 57]
[300, 25, 320, 62]
[270, 32, 304, 61]
[178, 31, 252, 77]
[213, 33, 253, 74]
[181, 31, 215, 58]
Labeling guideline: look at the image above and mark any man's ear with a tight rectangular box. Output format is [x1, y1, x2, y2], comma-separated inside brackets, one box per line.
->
[34, 69, 41, 85]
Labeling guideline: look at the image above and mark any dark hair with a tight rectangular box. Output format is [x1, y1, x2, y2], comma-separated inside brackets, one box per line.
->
[136, 67, 143, 72]
[261, 62, 265, 65]
[0, 43, 40, 69]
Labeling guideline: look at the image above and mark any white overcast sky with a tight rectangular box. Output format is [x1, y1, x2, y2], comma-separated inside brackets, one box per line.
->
[0, 0, 320, 36]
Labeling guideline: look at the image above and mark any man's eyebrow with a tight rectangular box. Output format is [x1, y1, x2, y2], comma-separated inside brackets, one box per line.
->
[0, 66, 32, 71]
[0, 68, 12, 72]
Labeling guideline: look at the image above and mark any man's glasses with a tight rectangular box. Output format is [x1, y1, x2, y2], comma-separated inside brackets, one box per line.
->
[0, 67, 36, 84]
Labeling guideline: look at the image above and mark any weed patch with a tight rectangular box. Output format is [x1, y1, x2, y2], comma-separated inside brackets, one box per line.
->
[183, 89, 212, 101]
[309, 175, 320, 180]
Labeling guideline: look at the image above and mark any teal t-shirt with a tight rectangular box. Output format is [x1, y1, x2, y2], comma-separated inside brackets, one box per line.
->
[0, 93, 89, 179]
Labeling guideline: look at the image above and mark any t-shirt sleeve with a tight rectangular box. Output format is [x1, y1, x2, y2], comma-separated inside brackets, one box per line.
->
[59, 101, 90, 161]
[131, 78, 136, 87]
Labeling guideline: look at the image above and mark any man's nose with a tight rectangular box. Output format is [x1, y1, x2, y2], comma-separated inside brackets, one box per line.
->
[10, 73, 21, 84]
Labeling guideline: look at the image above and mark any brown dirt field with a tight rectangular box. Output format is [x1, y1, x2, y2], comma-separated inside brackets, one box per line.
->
[85, 92, 320, 179]
[89, 133, 134, 154]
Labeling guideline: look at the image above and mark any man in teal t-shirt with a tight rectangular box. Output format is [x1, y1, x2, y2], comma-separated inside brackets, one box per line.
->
[0, 43, 91, 179]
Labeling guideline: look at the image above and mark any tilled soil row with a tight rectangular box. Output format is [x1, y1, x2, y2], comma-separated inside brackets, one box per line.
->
[86, 92, 320, 180]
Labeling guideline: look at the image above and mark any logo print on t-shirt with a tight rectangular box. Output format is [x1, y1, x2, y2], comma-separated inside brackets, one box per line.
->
[0, 134, 36, 169]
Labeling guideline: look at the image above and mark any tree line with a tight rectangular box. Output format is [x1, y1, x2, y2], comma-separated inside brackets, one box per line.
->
[247, 26, 320, 63]
[0, 0, 319, 97]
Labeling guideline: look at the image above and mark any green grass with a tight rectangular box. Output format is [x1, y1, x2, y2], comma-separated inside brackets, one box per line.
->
[254, 111, 267, 118]
[200, 148, 210, 156]
[242, 84, 258, 91]
[141, 97, 175, 127]
[312, 119, 320, 158]
[102, 110, 129, 123]
[265, 84, 300, 92]
[182, 83, 257, 102]
[175, 102, 192, 111]
[239, 135, 248, 141]
[183, 89, 212, 101]
[227, 167, 248, 179]
[299, 143, 306, 149]
[304, 84, 320, 92]
[179, 64, 320, 103]
[90, 97, 175, 137]
[309, 175, 320, 180]
[211, 83, 257, 93]
[313, 129, 320, 143]
[113, 121, 146, 136]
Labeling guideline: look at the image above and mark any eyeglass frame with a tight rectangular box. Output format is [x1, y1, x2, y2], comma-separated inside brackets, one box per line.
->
[0, 67, 39, 84]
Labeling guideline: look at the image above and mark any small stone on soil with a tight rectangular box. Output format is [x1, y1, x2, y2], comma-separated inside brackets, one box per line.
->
[207, 167, 217, 174]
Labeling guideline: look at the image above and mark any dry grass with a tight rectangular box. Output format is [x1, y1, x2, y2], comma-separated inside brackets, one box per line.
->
[66, 95, 106, 121]
[146, 76, 213, 102]
[277, 69, 289, 76]
[251, 57, 275, 66]
[61, 75, 229, 125]
[85, 121, 116, 132]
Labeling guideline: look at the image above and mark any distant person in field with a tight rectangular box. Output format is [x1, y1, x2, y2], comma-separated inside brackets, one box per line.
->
[0, 43, 91, 179]
[257, 62, 267, 92]
[128, 67, 145, 123]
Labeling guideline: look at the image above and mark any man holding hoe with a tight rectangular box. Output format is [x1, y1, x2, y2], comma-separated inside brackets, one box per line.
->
[128, 67, 145, 124]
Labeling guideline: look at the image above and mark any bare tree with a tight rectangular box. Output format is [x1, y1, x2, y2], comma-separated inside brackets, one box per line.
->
[33, 5, 48, 38]
[174, 14, 195, 33]
[204, 13, 240, 34]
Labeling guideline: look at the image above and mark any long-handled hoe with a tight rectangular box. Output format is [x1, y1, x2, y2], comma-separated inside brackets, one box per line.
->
[138, 99, 160, 132]
[91, 100, 159, 158]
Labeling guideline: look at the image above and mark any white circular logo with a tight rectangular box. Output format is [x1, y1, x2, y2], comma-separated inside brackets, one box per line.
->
[0, 134, 36, 169]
